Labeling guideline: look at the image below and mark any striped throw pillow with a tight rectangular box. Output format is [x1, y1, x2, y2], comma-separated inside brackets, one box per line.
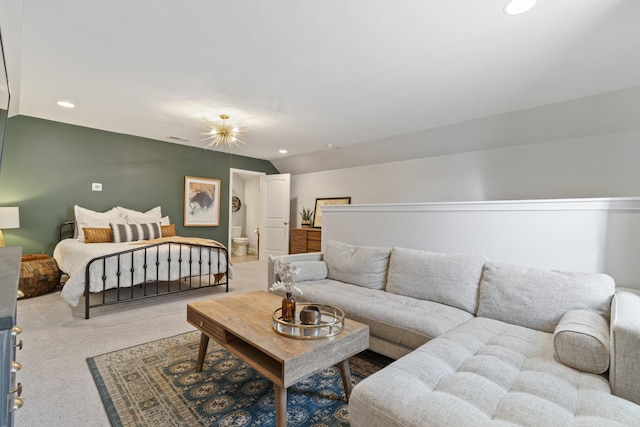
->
[110, 222, 162, 243]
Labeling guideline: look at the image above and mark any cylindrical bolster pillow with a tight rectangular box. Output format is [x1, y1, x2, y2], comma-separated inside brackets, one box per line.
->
[288, 261, 328, 282]
[553, 309, 610, 374]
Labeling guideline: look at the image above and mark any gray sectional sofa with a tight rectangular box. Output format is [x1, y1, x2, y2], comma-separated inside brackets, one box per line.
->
[268, 240, 640, 426]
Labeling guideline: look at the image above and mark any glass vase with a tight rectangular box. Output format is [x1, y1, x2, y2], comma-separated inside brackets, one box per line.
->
[282, 291, 296, 323]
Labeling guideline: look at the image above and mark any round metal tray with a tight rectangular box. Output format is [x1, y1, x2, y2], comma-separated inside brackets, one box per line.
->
[272, 303, 345, 339]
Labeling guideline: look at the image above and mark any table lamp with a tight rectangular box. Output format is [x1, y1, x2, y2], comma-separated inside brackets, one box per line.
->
[0, 206, 20, 247]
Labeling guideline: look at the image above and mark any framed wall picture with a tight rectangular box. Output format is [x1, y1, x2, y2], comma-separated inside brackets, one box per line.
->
[184, 176, 221, 226]
[313, 197, 351, 228]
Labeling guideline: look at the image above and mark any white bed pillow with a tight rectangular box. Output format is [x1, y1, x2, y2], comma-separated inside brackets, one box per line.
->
[74, 205, 120, 242]
[74, 205, 120, 219]
[116, 206, 162, 221]
[128, 215, 170, 226]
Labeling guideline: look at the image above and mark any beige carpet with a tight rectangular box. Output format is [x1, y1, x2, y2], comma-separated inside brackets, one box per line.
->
[14, 260, 268, 427]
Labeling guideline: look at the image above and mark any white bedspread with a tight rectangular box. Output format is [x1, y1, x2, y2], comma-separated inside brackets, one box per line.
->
[54, 238, 230, 307]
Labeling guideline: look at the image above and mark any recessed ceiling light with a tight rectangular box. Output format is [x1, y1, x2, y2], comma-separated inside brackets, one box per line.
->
[57, 101, 75, 108]
[504, 0, 536, 15]
[279, 149, 288, 154]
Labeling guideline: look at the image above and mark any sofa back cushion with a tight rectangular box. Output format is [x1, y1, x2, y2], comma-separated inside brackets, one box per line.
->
[386, 247, 486, 314]
[477, 262, 615, 333]
[324, 240, 391, 290]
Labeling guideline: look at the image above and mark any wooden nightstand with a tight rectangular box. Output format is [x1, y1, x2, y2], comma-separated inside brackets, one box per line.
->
[290, 228, 322, 254]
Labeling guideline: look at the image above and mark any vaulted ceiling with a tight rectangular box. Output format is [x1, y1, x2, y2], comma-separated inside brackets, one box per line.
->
[2, 0, 640, 173]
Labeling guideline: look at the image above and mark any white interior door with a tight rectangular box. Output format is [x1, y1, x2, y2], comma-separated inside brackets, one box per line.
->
[259, 174, 291, 260]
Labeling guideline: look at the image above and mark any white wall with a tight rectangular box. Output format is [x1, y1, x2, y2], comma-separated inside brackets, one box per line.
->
[290, 130, 640, 227]
[230, 171, 262, 254]
[231, 176, 246, 231]
[245, 178, 260, 254]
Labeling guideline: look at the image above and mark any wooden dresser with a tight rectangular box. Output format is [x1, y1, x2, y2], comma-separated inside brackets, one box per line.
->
[290, 228, 322, 254]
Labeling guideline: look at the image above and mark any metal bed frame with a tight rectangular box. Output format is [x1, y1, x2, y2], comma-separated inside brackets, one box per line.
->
[57, 221, 229, 319]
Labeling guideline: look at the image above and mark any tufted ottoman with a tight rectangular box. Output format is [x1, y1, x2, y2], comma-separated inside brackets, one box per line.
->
[349, 317, 640, 426]
[19, 254, 61, 298]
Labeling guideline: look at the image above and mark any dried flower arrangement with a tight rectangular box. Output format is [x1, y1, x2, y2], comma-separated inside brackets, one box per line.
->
[269, 259, 303, 295]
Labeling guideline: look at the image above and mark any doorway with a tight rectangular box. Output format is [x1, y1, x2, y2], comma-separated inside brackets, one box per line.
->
[229, 169, 265, 263]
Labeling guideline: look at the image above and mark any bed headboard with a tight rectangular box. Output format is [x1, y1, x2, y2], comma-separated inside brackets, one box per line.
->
[320, 197, 640, 289]
[57, 221, 76, 242]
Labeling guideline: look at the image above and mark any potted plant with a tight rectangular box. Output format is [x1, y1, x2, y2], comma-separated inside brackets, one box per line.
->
[299, 207, 313, 227]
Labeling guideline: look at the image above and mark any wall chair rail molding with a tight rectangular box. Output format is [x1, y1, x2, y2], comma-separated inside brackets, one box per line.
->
[320, 197, 640, 289]
[320, 197, 640, 213]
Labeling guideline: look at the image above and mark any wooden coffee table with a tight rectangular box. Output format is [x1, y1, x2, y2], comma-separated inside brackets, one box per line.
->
[187, 290, 369, 427]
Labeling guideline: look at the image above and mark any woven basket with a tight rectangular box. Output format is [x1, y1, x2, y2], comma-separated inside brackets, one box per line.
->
[19, 255, 61, 298]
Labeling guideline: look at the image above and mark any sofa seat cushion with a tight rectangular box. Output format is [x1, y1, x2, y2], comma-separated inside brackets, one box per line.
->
[386, 247, 486, 314]
[294, 280, 473, 350]
[349, 317, 640, 427]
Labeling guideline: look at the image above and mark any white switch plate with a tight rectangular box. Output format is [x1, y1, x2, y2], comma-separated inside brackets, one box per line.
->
[92, 183, 102, 192]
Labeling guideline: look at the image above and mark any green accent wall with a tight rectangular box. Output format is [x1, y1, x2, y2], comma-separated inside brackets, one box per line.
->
[0, 115, 280, 254]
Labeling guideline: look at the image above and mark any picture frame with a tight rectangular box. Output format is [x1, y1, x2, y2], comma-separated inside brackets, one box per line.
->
[184, 176, 221, 226]
[313, 197, 351, 228]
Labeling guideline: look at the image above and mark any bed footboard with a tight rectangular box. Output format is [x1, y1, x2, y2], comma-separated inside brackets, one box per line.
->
[83, 241, 229, 319]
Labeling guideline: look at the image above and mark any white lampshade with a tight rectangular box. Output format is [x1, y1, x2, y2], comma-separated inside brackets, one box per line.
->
[0, 207, 20, 229]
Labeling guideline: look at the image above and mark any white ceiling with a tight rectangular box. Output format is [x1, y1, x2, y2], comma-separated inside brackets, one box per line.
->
[3, 0, 640, 172]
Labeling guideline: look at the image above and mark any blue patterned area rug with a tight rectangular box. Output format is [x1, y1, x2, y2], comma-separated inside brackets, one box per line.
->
[87, 331, 392, 427]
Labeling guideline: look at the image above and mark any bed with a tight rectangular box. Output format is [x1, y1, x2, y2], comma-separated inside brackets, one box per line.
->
[53, 205, 230, 319]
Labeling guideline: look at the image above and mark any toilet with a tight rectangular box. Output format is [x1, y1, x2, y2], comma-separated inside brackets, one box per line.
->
[232, 226, 249, 256]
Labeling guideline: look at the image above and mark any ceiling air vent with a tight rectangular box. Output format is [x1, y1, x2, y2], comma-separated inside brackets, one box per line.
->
[168, 135, 191, 142]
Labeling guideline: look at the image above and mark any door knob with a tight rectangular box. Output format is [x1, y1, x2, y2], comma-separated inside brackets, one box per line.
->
[13, 398, 24, 411]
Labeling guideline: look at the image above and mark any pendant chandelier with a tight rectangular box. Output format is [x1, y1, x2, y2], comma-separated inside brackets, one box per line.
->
[203, 114, 246, 149]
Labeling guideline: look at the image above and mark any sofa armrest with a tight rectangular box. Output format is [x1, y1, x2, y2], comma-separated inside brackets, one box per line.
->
[610, 288, 640, 405]
[267, 253, 325, 289]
